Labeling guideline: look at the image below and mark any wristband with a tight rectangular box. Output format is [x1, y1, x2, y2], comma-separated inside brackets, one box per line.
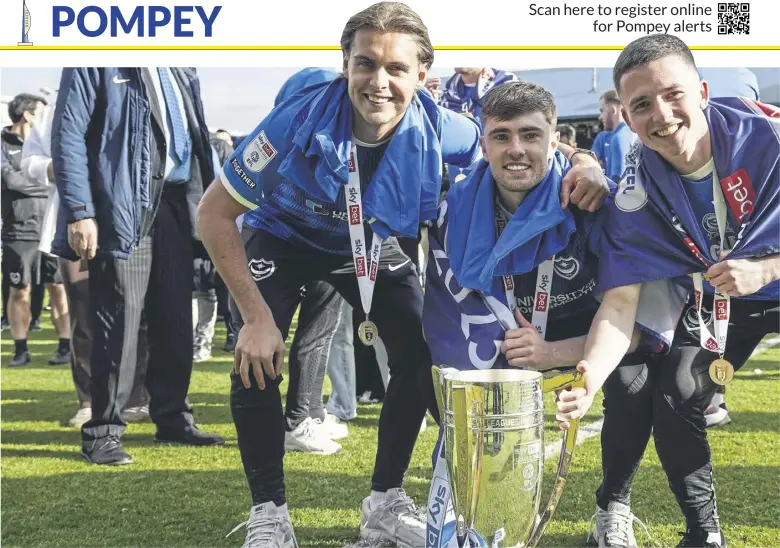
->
[568, 148, 599, 163]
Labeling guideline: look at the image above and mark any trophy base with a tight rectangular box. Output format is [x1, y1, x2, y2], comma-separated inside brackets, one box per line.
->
[17, 42, 33, 46]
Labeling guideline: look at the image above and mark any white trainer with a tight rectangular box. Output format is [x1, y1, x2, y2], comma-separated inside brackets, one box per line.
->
[227, 501, 298, 548]
[321, 413, 349, 440]
[68, 407, 92, 428]
[587, 502, 649, 548]
[193, 346, 212, 363]
[358, 390, 380, 404]
[284, 417, 341, 455]
[121, 404, 150, 423]
[360, 488, 426, 548]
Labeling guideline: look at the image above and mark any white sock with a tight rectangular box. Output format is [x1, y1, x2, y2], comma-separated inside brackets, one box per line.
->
[369, 490, 387, 507]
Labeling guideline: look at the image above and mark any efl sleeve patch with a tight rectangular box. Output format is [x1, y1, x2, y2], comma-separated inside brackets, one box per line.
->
[242, 131, 277, 172]
[219, 125, 279, 209]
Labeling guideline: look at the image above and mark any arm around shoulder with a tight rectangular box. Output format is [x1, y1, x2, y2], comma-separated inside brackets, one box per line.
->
[438, 106, 482, 168]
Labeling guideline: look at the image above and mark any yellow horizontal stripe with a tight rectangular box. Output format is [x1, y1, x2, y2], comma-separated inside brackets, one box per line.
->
[219, 169, 258, 211]
[1, 45, 778, 51]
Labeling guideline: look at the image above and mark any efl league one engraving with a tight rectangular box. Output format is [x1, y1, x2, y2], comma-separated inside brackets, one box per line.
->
[19, 0, 33, 46]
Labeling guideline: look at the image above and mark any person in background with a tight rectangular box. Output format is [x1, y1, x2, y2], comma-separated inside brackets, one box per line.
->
[428, 67, 518, 186]
[557, 123, 578, 147]
[192, 134, 235, 363]
[2, 93, 71, 368]
[591, 127, 612, 169]
[433, 67, 518, 119]
[22, 102, 151, 428]
[599, 88, 637, 182]
[52, 67, 224, 466]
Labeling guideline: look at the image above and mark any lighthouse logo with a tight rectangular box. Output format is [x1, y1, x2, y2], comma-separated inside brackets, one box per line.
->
[19, 0, 33, 46]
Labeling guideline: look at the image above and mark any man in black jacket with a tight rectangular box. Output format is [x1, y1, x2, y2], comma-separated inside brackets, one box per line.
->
[2, 93, 71, 367]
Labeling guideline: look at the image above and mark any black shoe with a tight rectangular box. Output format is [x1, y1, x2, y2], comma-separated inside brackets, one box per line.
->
[676, 529, 726, 548]
[82, 436, 133, 465]
[0, 318, 9, 331]
[8, 351, 31, 367]
[29, 319, 42, 332]
[224, 333, 237, 353]
[48, 348, 71, 365]
[154, 425, 225, 446]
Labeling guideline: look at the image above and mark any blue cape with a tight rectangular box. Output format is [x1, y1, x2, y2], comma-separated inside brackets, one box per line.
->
[445, 151, 575, 292]
[273, 78, 445, 238]
[598, 97, 780, 292]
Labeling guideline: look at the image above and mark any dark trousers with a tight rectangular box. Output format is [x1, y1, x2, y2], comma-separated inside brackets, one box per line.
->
[597, 297, 778, 532]
[215, 273, 236, 337]
[81, 186, 195, 442]
[31, 274, 44, 321]
[284, 281, 343, 430]
[230, 229, 437, 506]
[1, 269, 7, 321]
[59, 258, 150, 408]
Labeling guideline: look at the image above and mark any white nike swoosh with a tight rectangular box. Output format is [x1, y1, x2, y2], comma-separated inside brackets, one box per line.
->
[112, 75, 131, 84]
[9, 150, 20, 155]
[388, 259, 411, 272]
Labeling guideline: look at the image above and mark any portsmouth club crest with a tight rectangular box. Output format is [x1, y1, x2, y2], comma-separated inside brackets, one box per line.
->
[247, 258, 276, 282]
[553, 255, 580, 280]
[19, 0, 33, 46]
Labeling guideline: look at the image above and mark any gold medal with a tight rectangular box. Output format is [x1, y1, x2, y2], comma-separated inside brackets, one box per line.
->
[709, 358, 734, 385]
[358, 320, 378, 346]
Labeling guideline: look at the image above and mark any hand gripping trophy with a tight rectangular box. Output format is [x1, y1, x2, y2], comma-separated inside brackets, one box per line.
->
[431, 366, 584, 548]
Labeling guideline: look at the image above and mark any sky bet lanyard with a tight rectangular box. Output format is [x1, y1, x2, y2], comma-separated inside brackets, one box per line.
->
[346, 144, 382, 346]
[494, 200, 555, 339]
[684, 167, 739, 384]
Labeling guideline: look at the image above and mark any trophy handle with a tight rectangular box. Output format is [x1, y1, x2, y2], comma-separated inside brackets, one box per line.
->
[525, 369, 584, 548]
[431, 365, 459, 416]
[432, 365, 445, 416]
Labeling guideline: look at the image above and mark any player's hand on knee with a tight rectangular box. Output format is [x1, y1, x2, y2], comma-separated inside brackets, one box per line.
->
[234, 321, 285, 390]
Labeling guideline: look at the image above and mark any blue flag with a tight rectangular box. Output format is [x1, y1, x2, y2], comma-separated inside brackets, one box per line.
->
[440, 68, 518, 118]
[598, 98, 780, 293]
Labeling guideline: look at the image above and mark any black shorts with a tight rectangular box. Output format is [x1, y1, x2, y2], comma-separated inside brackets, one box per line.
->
[2, 241, 62, 289]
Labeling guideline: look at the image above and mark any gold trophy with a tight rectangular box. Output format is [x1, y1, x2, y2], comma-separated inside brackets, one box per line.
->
[433, 366, 583, 548]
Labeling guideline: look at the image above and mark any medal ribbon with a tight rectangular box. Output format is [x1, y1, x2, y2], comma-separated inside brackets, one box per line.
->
[346, 144, 382, 321]
[494, 200, 554, 339]
[690, 168, 730, 358]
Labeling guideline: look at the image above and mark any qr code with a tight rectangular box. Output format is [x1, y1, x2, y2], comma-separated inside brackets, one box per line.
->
[717, 3, 750, 34]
